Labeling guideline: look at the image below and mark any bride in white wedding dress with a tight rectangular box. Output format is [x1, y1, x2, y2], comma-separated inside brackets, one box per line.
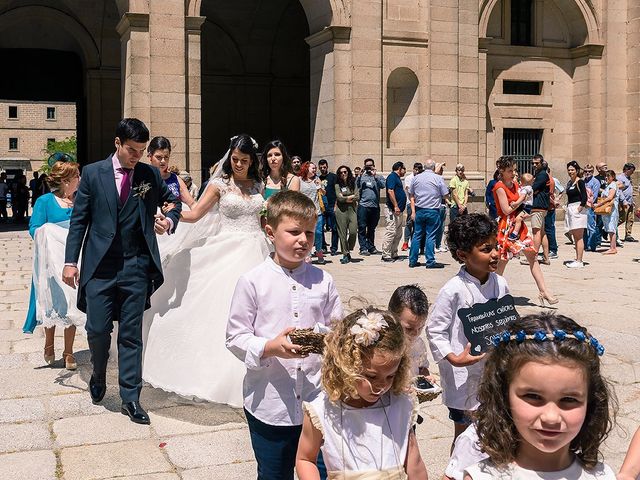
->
[142, 134, 270, 407]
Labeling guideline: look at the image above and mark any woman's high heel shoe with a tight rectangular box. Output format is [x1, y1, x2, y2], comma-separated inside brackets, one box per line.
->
[63, 352, 77, 371]
[538, 292, 559, 307]
[44, 344, 55, 365]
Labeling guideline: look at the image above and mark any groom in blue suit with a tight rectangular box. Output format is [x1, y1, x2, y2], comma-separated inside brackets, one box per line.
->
[63, 118, 181, 424]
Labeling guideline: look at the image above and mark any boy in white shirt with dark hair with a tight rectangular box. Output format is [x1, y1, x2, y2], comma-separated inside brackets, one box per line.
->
[226, 190, 343, 480]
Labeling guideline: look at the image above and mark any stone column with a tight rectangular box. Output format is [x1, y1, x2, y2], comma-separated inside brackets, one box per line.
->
[185, 16, 205, 185]
[350, 0, 383, 166]
[148, 0, 187, 171]
[603, 1, 628, 168]
[628, 3, 640, 162]
[116, 12, 151, 121]
[429, 0, 480, 170]
[306, 26, 352, 166]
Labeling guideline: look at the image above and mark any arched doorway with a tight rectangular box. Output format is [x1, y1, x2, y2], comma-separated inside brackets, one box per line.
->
[0, 3, 121, 166]
[480, 0, 604, 171]
[199, 0, 310, 177]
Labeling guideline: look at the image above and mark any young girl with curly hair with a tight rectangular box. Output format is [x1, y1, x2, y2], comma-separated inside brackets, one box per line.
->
[296, 308, 428, 479]
[465, 313, 616, 479]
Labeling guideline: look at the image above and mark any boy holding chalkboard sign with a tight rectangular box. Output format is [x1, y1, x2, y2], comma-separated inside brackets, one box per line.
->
[427, 213, 514, 446]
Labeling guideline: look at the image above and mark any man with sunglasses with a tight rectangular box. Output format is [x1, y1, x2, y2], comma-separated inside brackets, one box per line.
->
[62, 118, 181, 425]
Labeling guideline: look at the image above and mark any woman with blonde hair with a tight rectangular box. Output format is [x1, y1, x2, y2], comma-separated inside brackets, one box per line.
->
[23, 155, 84, 370]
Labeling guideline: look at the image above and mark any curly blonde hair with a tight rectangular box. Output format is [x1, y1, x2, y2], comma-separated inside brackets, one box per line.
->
[46, 161, 79, 191]
[322, 307, 411, 402]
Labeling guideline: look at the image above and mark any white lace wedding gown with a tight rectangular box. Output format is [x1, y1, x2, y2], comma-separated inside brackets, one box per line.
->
[142, 178, 270, 407]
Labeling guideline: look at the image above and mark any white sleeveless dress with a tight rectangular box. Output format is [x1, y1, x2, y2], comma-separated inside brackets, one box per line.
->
[142, 178, 270, 407]
[304, 391, 418, 479]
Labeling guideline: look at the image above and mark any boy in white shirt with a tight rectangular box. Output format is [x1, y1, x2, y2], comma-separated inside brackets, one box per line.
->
[226, 190, 343, 480]
[427, 213, 510, 447]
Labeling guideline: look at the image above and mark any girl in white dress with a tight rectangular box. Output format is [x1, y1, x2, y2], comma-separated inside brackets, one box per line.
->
[142, 134, 270, 407]
[464, 313, 616, 480]
[296, 308, 428, 480]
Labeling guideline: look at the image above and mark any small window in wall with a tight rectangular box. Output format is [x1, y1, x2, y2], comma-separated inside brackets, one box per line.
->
[46, 107, 56, 120]
[9, 138, 18, 151]
[8, 106, 17, 119]
[503, 80, 542, 95]
[47, 138, 56, 148]
[503, 128, 542, 175]
[511, 0, 533, 46]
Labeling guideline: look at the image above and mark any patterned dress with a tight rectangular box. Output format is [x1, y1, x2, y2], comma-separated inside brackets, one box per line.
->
[492, 181, 534, 260]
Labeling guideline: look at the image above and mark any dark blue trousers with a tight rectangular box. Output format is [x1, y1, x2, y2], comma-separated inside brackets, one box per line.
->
[322, 206, 339, 253]
[245, 408, 327, 480]
[544, 209, 558, 254]
[357, 205, 380, 253]
[84, 254, 150, 402]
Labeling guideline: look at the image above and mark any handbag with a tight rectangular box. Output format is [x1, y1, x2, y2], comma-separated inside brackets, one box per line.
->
[593, 200, 612, 215]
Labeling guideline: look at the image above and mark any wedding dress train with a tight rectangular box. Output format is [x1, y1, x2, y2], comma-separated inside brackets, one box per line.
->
[142, 178, 270, 407]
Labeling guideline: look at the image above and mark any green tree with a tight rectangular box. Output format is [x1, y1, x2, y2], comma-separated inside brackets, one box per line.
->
[40, 136, 77, 173]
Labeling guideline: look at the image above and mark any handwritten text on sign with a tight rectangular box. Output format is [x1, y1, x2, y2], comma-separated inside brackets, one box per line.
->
[457, 294, 520, 356]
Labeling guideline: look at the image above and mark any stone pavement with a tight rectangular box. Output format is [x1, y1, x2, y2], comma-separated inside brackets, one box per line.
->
[0, 227, 639, 479]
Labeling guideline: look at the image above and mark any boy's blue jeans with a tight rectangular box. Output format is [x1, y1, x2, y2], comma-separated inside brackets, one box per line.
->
[409, 207, 440, 266]
[245, 408, 327, 480]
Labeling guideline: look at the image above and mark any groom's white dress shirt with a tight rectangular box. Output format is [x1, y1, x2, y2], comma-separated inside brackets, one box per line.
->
[226, 256, 343, 426]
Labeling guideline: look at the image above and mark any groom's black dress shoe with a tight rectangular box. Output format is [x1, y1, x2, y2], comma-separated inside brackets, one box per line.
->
[89, 375, 106, 404]
[121, 401, 151, 425]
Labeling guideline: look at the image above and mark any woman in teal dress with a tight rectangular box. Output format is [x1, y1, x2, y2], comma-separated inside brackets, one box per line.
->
[261, 140, 300, 200]
[23, 159, 83, 370]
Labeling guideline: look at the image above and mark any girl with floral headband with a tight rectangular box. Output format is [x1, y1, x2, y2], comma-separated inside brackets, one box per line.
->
[296, 308, 428, 479]
[464, 313, 617, 479]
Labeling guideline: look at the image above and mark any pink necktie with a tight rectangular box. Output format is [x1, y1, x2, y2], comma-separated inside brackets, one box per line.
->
[119, 168, 132, 204]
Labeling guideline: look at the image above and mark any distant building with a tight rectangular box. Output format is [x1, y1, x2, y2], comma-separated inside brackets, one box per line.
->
[0, 100, 76, 174]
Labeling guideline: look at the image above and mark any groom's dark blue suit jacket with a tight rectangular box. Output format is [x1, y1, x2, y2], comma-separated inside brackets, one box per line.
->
[65, 155, 181, 312]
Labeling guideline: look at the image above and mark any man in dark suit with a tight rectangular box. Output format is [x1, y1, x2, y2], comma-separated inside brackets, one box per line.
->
[62, 118, 181, 424]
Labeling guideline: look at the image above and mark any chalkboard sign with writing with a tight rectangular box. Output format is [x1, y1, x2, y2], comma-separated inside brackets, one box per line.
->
[457, 294, 520, 355]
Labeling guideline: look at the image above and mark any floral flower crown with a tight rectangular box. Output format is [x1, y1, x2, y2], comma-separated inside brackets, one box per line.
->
[350, 309, 389, 347]
[492, 329, 605, 356]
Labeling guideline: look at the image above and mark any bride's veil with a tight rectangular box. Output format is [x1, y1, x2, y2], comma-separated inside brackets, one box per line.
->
[157, 150, 228, 265]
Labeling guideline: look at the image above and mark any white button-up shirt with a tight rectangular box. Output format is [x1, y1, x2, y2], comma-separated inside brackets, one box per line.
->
[226, 256, 343, 426]
[427, 267, 509, 410]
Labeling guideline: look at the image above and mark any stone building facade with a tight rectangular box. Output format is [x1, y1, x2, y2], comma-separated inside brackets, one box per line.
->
[0, 101, 76, 173]
[1, 0, 638, 185]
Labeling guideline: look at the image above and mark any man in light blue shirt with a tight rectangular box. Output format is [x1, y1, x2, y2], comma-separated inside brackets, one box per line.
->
[408, 159, 449, 268]
[617, 163, 636, 242]
[583, 164, 601, 252]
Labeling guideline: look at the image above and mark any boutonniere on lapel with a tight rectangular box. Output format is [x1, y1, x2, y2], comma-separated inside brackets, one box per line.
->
[133, 181, 152, 200]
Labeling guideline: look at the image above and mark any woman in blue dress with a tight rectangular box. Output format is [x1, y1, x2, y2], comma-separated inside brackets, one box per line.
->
[23, 158, 83, 370]
[594, 169, 619, 255]
[147, 136, 196, 208]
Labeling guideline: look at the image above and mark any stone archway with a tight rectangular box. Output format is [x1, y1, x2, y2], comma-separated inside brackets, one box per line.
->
[0, 3, 121, 165]
[480, 0, 606, 169]
[197, 1, 313, 177]
[479, 0, 601, 45]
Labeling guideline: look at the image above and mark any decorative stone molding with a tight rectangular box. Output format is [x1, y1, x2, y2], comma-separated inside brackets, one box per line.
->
[382, 32, 428, 48]
[116, 12, 149, 37]
[305, 26, 351, 48]
[185, 16, 205, 33]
